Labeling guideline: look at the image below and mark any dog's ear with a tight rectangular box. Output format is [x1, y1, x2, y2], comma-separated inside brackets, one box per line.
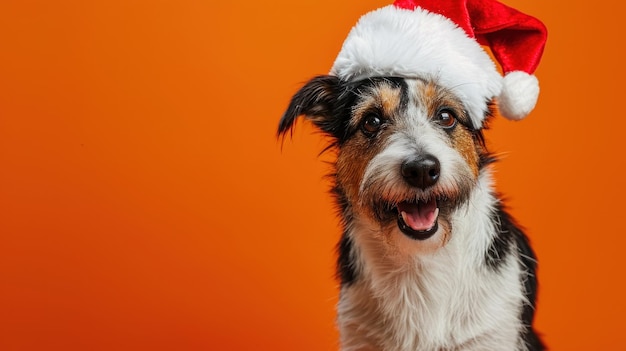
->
[277, 75, 343, 139]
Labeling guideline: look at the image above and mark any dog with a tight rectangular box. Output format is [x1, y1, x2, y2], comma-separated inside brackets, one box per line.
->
[278, 75, 543, 350]
[277, 2, 546, 350]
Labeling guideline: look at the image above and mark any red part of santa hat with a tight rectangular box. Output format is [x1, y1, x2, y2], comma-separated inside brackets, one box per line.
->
[331, 0, 547, 124]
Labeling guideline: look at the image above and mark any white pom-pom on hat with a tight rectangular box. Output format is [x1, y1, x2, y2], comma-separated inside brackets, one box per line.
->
[499, 71, 540, 121]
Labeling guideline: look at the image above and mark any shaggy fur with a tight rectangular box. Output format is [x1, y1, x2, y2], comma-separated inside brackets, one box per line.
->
[278, 75, 543, 351]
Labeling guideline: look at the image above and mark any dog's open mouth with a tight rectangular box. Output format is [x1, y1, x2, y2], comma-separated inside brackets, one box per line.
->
[396, 198, 439, 240]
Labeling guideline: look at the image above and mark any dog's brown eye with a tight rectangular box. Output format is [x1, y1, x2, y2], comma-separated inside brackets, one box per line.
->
[361, 114, 383, 135]
[435, 109, 457, 129]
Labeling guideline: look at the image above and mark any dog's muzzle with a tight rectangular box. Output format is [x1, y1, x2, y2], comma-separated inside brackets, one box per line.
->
[396, 155, 441, 240]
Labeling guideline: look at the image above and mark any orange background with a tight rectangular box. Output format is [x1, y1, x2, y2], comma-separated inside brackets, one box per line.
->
[0, 1, 624, 350]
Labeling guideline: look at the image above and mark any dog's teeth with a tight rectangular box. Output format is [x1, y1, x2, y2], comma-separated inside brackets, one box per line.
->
[400, 211, 409, 224]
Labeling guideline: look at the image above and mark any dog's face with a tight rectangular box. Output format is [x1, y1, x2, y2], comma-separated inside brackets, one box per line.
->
[279, 75, 492, 254]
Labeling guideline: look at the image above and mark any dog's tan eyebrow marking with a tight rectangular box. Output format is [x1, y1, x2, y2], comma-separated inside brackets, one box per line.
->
[378, 83, 403, 116]
[412, 79, 464, 119]
[415, 79, 438, 117]
[350, 81, 403, 128]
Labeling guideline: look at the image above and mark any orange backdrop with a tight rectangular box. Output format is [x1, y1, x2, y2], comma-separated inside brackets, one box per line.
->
[1, 0, 625, 350]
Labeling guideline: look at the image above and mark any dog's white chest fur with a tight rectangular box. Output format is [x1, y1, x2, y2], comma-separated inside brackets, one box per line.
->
[337, 173, 528, 351]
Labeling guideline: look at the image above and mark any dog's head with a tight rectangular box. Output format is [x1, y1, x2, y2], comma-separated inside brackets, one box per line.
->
[278, 75, 494, 250]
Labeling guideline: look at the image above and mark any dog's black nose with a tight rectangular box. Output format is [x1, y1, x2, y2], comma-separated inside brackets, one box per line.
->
[401, 155, 441, 189]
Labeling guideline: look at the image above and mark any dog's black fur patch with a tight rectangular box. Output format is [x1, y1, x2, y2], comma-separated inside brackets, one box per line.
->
[331, 184, 359, 286]
[485, 204, 516, 270]
[485, 203, 544, 350]
[336, 229, 358, 286]
[516, 222, 545, 351]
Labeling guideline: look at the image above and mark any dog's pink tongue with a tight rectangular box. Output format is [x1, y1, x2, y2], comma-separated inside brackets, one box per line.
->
[398, 199, 438, 231]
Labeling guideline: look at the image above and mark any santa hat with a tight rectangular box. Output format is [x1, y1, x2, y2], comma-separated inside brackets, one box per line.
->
[330, 0, 547, 127]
